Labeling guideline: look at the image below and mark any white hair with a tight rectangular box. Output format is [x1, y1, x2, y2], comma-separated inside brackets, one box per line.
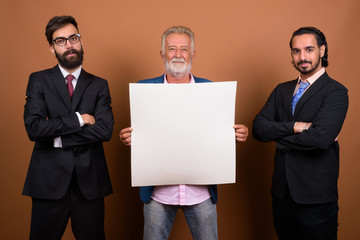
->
[161, 26, 195, 55]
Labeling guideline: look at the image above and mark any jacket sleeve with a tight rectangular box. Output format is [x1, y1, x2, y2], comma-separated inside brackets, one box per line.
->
[277, 85, 348, 150]
[252, 85, 295, 142]
[24, 73, 81, 142]
[61, 80, 114, 147]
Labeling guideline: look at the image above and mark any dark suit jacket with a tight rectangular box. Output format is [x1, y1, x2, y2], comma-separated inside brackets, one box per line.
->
[23, 65, 114, 200]
[137, 75, 218, 204]
[252, 72, 348, 204]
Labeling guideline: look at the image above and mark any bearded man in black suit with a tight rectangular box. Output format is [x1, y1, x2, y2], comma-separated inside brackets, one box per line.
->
[253, 27, 348, 240]
[23, 15, 114, 240]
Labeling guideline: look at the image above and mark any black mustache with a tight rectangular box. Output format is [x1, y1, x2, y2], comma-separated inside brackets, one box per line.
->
[64, 49, 79, 56]
[298, 61, 311, 64]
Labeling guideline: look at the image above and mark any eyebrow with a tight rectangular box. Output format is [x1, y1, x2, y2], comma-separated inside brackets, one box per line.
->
[291, 46, 316, 50]
[168, 45, 189, 48]
[54, 33, 78, 39]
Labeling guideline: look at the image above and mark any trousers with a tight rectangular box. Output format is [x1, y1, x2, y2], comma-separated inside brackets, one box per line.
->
[272, 190, 338, 240]
[143, 198, 218, 240]
[29, 172, 105, 240]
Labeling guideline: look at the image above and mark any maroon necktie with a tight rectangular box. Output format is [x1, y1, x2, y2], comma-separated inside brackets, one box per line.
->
[66, 74, 75, 98]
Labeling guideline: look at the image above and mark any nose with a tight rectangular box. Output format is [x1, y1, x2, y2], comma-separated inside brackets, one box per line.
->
[175, 49, 181, 58]
[300, 50, 307, 60]
[64, 39, 73, 49]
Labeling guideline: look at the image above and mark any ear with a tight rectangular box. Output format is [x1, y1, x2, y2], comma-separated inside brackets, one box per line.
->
[160, 50, 164, 60]
[49, 45, 55, 55]
[320, 45, 325, 58]
[192, 50, 196, 59]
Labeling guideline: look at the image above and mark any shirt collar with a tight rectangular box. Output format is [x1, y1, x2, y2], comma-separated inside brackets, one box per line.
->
[298, 67, 325, 85]
[163, 73, 195, 84]
[58, 64, 82, 80]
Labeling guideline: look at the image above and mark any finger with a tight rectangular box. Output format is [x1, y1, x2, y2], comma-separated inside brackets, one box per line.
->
[235, 131, 248, 141]
[236, 133, 248, 139]
[125, 127, 133, 132]
[120, 132, 131, 140]
[235, 133, 247, 138]
[123, 137, 131, 146]
[236, 136, 247, 142]
[235, 128, 248, 134]
[236, 127, 248, 134]
[234, 124, 248, 130]
[120, 127, 133, 135]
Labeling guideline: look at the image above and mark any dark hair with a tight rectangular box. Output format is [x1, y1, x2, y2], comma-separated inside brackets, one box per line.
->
[289, 27, 328, 67]
[45, 16, 78, 45]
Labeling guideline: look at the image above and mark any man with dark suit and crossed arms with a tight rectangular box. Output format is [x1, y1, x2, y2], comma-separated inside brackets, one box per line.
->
[23, 16, 114, 240]
[253, 27, 348, 239]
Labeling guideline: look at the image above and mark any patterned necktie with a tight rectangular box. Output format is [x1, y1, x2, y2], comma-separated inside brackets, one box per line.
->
[66, 74, 75, 98]
[291, 81, 309, 115]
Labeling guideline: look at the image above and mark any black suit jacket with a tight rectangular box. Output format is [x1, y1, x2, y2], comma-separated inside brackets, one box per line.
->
[23, 65, 114, 200]
[253, 72, 348, 204]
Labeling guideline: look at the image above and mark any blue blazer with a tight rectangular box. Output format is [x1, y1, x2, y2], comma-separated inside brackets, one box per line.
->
[137, 75, 218, 203]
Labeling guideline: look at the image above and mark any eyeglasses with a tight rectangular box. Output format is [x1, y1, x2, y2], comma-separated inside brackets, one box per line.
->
[53, 34, 81, 46]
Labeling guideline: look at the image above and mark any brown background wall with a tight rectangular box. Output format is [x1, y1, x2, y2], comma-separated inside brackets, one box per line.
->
[1, 0, 359, 239]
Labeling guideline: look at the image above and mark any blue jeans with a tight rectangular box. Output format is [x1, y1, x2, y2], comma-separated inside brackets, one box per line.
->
[143, 198, 218, 240]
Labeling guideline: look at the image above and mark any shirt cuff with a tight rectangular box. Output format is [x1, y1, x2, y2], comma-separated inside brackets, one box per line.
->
[76, 112, 84, 127]
[54, 136, 62, 148]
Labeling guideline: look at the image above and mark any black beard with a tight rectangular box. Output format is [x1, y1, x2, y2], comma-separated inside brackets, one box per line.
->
[293, 57, 321, 76]
[55, 48, 84, 70]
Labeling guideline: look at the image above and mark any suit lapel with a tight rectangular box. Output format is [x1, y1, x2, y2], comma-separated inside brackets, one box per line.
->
[71, 69, 91, 112]
[284, 79, 298, 119]
[50, 65, 72, 109]
[293, 72, 328, 116]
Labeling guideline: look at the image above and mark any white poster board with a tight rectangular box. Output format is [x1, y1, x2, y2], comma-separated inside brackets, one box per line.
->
[130, 81, 237, 186]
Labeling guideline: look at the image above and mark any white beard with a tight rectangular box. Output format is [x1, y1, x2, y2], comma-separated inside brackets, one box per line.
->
[164, 57, 192, 78]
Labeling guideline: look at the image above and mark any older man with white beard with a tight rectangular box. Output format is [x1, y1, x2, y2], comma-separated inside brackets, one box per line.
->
[120, 26, 248, 240]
